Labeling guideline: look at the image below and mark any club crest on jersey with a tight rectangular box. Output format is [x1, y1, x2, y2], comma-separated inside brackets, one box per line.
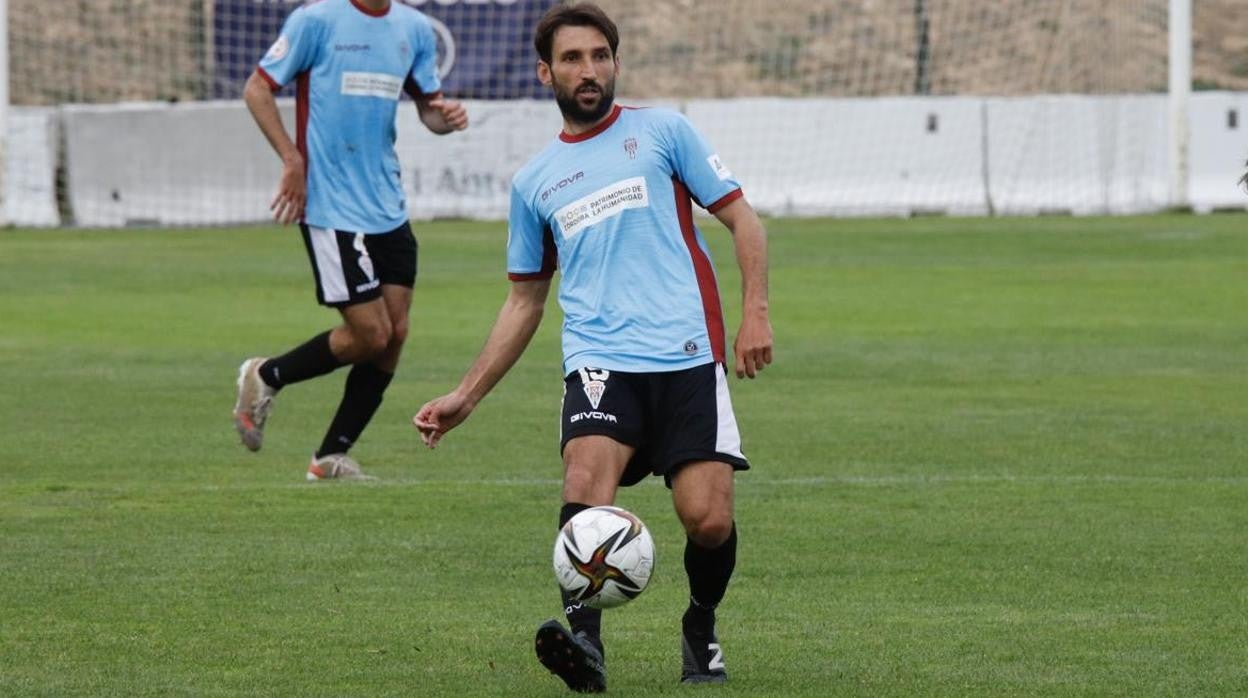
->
[578, 367, 610, 410]
[623, 137, 638, 160]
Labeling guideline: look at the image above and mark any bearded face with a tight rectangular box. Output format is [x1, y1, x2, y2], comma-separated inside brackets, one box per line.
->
[541, 25, 620, 128]
[551, 69, 616, 126]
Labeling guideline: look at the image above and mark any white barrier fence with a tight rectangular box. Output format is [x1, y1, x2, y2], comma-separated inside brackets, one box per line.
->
[4, 93, 1245, 227]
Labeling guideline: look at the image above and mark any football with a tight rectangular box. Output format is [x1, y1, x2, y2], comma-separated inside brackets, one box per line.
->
[553, 505, 656, 609]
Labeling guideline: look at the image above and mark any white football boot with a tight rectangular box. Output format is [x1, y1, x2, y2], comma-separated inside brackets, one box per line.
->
[233, 358, 276, 452]
[306, 453, 376, 481]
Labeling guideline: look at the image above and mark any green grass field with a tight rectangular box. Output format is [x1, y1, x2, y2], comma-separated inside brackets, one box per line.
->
[1, 214, 1246, 696]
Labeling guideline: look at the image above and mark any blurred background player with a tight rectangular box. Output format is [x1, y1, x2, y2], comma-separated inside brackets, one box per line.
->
[412, 2, 772, 691]
[233, 0, 468, 480]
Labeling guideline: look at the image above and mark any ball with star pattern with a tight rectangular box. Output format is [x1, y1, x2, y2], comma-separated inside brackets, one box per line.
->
[553, 506, 656, 609]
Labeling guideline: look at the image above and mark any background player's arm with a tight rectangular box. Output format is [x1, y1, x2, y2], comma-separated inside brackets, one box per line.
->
[416, 95, 469, 134]
[412, 278, 551, 447]
[713, 197, 773, 379]
[243, 70, 305, 224]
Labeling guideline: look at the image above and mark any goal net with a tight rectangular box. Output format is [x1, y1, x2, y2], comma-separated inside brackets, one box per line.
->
[3, 0, 1245, 226]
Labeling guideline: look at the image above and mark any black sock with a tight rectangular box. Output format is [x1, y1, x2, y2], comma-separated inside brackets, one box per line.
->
[683, 522, 737, 635]
[558, 502, 603, 650]
[260, 331, 345, 389]
[314, 363, 393, 458]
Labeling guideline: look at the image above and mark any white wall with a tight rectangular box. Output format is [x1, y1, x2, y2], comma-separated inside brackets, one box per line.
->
[7, 93, 1245, 227]
[985, 95, 1171, 215]
[689, 97, 990, 217]
[396, 99, 562, 221]
[59, 101, 288, 226]
[3, 107, 59, 226]
[1189, 92, 1248, 213]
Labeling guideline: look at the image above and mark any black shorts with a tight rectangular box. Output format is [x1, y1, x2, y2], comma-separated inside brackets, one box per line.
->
[560, 362, 750, 488]
[300, 221, 418, 308]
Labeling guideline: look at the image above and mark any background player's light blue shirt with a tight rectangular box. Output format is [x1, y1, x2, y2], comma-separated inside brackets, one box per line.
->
[257, 0, 441, 233]
[508, 105, 744, 375]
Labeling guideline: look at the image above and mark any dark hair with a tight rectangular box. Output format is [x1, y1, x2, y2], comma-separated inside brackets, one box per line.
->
[533, 2, 619, 65]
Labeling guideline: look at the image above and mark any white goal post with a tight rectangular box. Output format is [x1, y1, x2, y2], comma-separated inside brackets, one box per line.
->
[1168, 0, 1191, 208]
[0, 0, 1244, 227]
[0, 0, 8, 227]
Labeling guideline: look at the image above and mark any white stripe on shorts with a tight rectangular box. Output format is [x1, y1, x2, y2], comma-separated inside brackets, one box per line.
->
[307, 225, 348, 303]
[714, 364, 745, 459]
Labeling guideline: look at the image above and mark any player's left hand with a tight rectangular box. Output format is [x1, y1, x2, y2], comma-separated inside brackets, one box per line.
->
[733, 311, 773, 379]
[429, 97, 469, 132]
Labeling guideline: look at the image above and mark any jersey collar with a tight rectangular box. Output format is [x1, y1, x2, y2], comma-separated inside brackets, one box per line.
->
[559, 104, 624, 143]
[350, 0, 391, 17]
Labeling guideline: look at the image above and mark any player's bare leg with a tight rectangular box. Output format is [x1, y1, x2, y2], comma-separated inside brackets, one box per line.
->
[330, 297, 394, 365]
[536, 435, 632, 693]
[374, 284, 413, 372]
[561, 435, 631, 506]
[671, 460, 736, 684]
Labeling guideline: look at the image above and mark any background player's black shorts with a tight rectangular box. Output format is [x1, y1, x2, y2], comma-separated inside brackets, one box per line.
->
[300, 221, 418, 308]
[560, 362, 750, 488]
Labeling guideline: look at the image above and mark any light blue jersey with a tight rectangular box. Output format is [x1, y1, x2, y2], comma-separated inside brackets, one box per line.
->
[257, 0, 441, 233]
[508, 105, 744, 375]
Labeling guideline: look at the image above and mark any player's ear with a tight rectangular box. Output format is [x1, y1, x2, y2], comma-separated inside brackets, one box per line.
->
[537, 60, 553, 86]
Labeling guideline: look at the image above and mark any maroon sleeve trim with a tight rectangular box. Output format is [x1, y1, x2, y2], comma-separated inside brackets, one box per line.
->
[706, 188, 744, 214]
[256, 67, 282, 91]
[404, 75, 441, 100]
[508, 270, 556, 282]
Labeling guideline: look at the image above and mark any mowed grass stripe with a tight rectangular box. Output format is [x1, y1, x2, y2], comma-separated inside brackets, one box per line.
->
[1, 213, 1245, 696]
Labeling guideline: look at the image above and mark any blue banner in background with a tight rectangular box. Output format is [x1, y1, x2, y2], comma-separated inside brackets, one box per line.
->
[212, 0, 556, 99]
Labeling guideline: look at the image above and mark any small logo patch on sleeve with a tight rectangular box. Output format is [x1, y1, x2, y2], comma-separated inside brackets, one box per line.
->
[265, 35, 290, 61]
[707, 154, 733, 181]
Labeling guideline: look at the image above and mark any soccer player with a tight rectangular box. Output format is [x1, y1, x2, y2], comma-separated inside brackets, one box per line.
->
[412, 2, 772, 691]
[233, 0, 467, 480]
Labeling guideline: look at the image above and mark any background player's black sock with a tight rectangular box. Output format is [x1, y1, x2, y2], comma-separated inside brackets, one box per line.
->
[314, 363, 393, 458]
[559, 502, 604, 651]
[683, 522, 737, 636]
[259, 331, 344, 389]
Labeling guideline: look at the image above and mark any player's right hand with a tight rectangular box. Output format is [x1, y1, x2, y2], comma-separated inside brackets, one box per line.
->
[412, 392, 474, 449]
[271, 154, 306, 225]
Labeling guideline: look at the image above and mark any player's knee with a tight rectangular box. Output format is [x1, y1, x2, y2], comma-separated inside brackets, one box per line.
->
[351, 323, 391, 359]
[388, 319, 409, 349]
[562, 463, 608, 505]
[683, 509, 733, 548]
